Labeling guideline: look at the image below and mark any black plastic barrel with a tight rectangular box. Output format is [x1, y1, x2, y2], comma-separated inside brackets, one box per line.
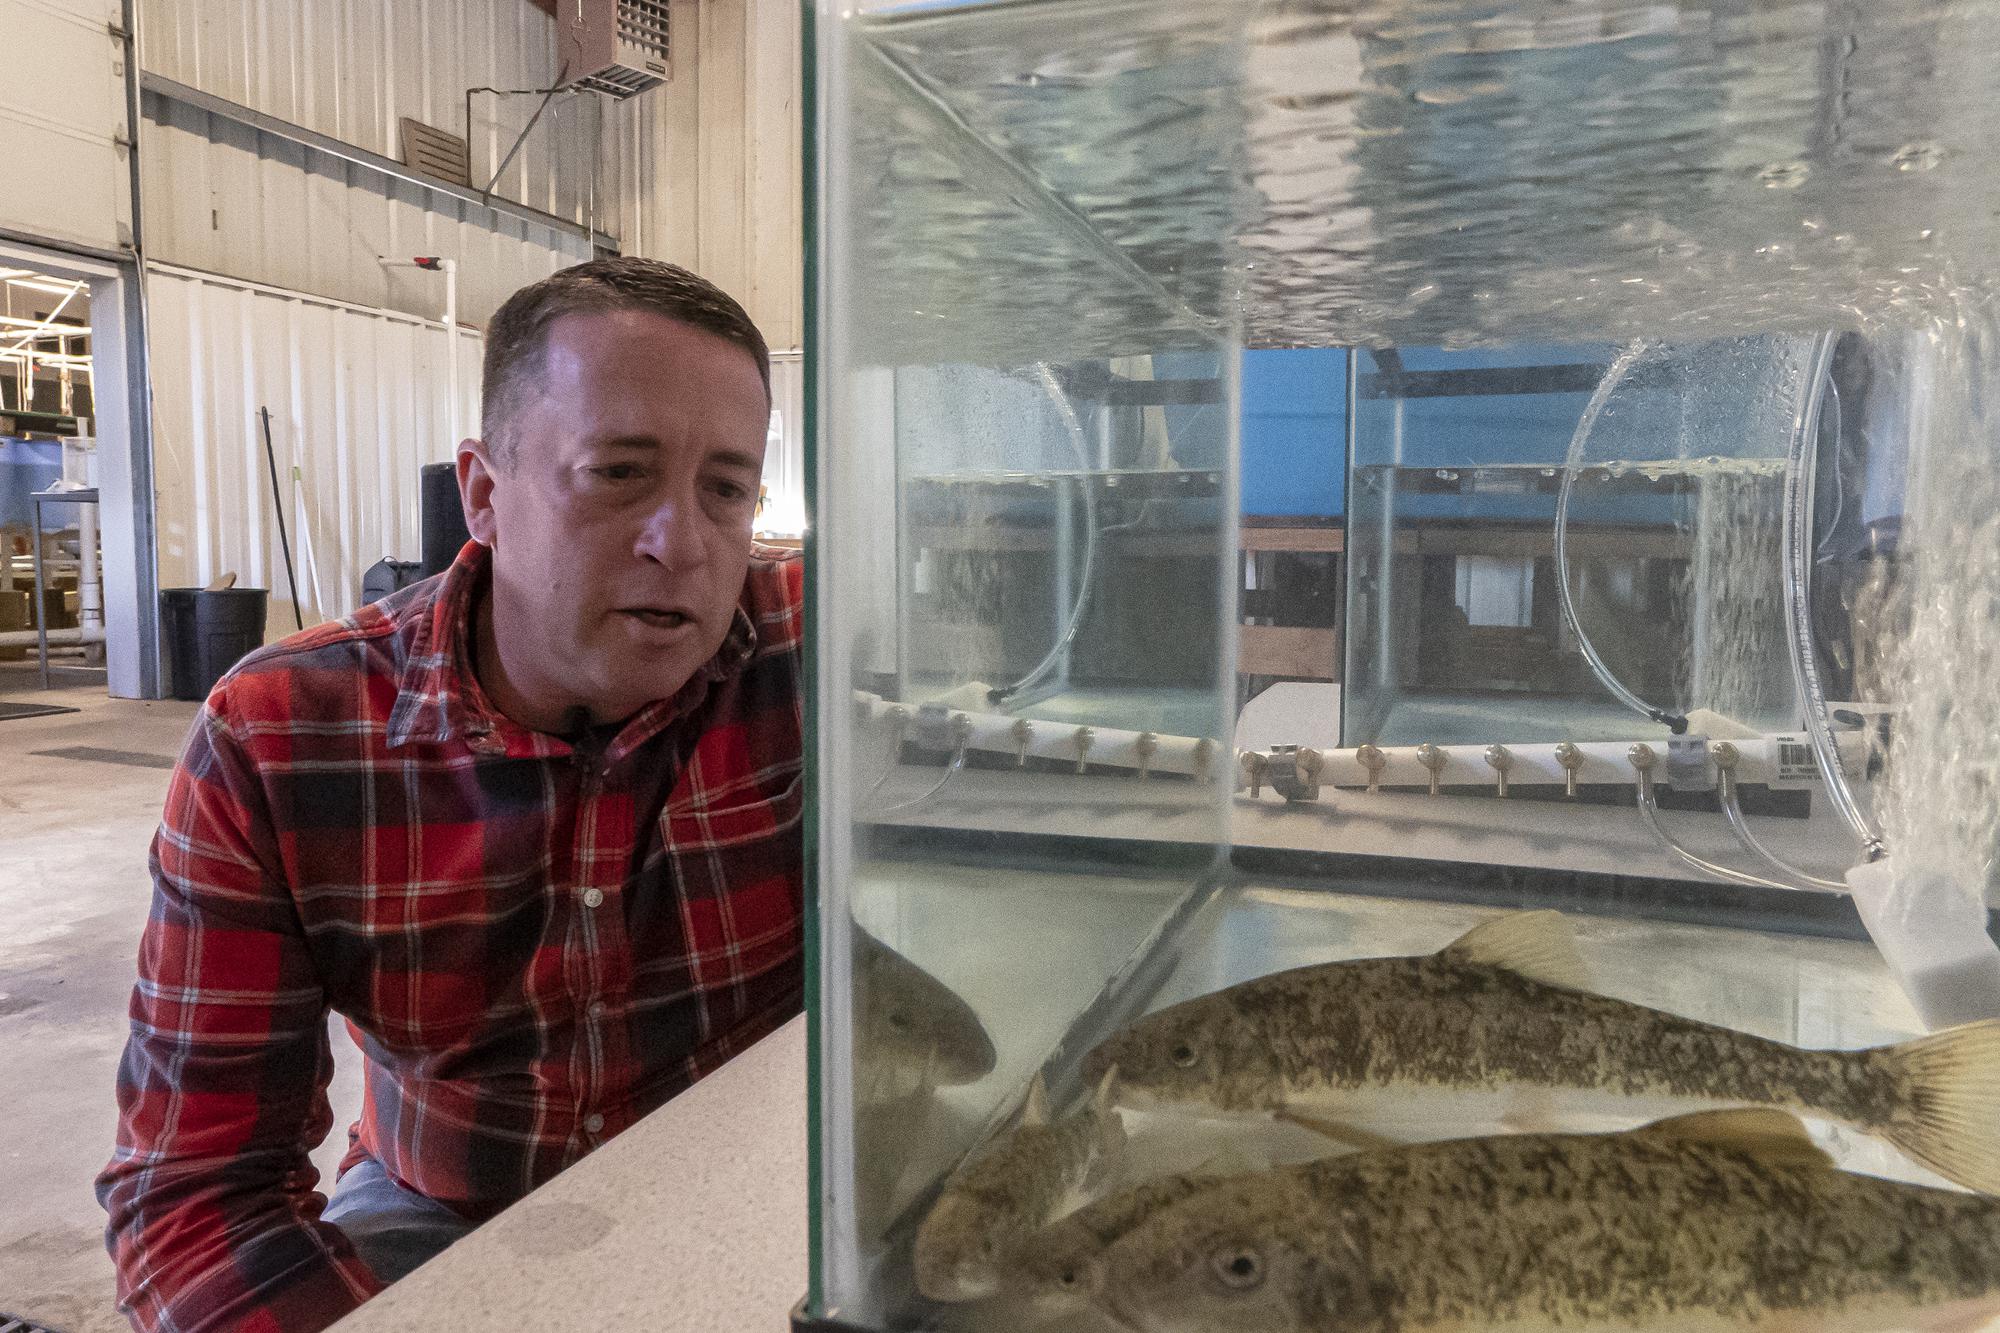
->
[161, 586, 268, 701]
[160, 588, 200, 701]
[420, 462, 471, 576]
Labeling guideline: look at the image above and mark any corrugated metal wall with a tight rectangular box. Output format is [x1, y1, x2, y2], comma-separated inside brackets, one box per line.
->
[145, 263, 480, 634]
[0, 0, 130, 253]
[606, 0, 803, 350]
[128, 0, 808, 668]
[138, 0, 608, 230]
[142, 90, 592, 326]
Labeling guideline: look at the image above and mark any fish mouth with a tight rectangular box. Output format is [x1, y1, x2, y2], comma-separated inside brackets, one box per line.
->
[945, 1264, 1001, 1302]
[937, 1029, 998, 1085]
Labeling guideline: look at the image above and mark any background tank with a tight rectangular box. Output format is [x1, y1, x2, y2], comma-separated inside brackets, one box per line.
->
[804, 1, 2000, 1327]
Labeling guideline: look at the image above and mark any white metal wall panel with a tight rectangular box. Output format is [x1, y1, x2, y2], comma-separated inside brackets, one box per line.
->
[760, 350, 805, 536]
[142, 90, 592, 326]
[138, 0, 610, 230]
[146, 264, 481, 635]
[0, 0, 130, 251]
[606, 0, 802, 349]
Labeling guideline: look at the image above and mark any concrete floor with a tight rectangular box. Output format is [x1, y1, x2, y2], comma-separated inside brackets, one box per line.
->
[0, 661, 362, 1332]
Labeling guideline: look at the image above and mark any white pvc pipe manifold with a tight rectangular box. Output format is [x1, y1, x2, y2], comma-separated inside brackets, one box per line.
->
[850, 692, 1846, 792]
[1243, 735, 1834, 792]
[853, 692, 1220, 779]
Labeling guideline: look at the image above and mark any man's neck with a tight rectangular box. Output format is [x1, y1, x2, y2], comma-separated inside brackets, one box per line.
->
[471, 583, 595, 735]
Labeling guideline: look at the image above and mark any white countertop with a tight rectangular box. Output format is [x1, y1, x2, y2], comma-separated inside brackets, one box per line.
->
[331, 1016, 810, 1332]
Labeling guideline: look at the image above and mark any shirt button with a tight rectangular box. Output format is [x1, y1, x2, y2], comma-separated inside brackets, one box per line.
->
[581, 887, 605, 909]
[587, 1001, 607, 1021]
[584, 1113, 605, 1134]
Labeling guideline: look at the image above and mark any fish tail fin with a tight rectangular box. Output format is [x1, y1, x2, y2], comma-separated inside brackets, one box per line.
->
[1876, 1019, 2000, 1194]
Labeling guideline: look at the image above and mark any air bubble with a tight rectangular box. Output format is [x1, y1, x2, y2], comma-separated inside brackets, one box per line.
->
[1758, 161, 1810, 190]
[1892, 142, 1944, 172]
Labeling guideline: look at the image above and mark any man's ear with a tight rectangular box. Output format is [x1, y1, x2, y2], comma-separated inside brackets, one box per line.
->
[458, 440, 501, 547]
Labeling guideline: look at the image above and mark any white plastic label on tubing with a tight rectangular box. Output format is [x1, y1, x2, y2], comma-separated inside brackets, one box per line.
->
[1845, 858, 2000, 1031]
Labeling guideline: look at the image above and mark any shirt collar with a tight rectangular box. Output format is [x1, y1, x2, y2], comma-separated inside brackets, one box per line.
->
[386, 541, 761, 756]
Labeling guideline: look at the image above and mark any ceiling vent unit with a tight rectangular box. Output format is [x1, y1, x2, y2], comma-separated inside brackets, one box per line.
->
[557, 0, 671, 100]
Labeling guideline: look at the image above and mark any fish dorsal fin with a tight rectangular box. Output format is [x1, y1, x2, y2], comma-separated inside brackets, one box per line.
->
[1439, 910, 1591, 992]
[1023, 1072, 1050, 1127]
[1092, 1065, 1120, 1117]
[1633, 1109, 1835, 1170]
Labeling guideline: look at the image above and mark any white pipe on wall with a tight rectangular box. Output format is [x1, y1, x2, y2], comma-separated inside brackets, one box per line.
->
[441, 259, 460, 447]
[378, 256, 462, 447]
[0, 624, 107, 648]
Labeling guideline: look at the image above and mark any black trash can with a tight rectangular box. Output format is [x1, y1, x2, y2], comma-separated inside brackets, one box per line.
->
[160, 588, 200, 702]
[161, 587, 268, 702]
[420, 462, 471, 577]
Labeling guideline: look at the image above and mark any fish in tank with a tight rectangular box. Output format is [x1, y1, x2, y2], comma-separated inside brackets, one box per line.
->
[798, 0, 2000, 1329]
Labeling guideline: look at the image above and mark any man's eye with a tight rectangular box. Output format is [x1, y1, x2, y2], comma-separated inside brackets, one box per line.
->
[709, 480, 752, 502]
[592, 464, 644, 483]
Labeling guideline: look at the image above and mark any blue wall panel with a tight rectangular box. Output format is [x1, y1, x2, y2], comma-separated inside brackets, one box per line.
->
[1241, 348, 1346, 519]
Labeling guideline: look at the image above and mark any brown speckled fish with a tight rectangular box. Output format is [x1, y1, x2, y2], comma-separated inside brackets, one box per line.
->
[914, 1071, 1126, 1303]
[856, 926, 996, 1089]
[1099, 1110, 2000, 1333]
[1009, 1162, 1246, 1316]
[1082, 910, 2000, 1193]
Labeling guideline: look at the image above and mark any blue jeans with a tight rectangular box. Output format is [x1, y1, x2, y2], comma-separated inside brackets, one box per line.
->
[322, 1155, 478, 1284]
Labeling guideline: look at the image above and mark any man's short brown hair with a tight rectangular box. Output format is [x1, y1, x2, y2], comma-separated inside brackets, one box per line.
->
[480, 256, 770, 461]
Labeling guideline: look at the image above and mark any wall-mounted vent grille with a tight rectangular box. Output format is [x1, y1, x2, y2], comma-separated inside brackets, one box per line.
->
[562, 0, 671, 100]
[619, 0, 671, 59]
[399, 118, 471, 187]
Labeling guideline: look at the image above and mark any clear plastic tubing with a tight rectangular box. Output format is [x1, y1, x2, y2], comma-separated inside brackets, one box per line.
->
[1781, 333, 1887, 858]
[869, 743, 968, 818]
[1630, 755, 1806, 893]
[989, 364, 1100, 704]
[1554, 342, 1690, 735]
[1716, 765, 1846, 893]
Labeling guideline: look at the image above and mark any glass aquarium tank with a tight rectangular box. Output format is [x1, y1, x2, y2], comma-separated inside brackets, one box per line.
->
[801, 1, 2000, 1329]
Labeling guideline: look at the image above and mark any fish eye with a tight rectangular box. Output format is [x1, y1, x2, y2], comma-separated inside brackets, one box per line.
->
[885, 1009, 911, 1032]
[1171, 1042, 1198, 1068]
[1056, 1265, 1079, 1289]
[1211, 1248, 1265, 1290]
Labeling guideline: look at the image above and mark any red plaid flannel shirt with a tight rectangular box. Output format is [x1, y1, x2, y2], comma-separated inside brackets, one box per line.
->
[98, 541, 804, 1333]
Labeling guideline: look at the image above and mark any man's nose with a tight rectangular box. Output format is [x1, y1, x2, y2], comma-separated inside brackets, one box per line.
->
[635, 496, 708, 571]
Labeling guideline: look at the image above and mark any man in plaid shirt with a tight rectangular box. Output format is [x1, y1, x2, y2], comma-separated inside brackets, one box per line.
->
[97, 258, 804, 1332]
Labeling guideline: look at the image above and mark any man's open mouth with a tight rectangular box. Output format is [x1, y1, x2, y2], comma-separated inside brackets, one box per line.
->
[620, 608, 692, 629]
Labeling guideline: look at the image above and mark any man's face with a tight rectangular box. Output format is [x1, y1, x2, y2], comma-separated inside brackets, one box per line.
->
[459, 308, 769, 726]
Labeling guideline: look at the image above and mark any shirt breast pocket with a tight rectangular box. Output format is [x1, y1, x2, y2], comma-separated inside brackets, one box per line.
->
[660, 770, 805, 1000]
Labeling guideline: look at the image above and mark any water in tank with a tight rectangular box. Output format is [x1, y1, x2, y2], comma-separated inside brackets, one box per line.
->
[801, 2, 2000, 1329]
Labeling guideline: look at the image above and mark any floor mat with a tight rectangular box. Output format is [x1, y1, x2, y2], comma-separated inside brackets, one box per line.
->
[1, 1314, 66, 1333]
[28, 745, 175, 770]
[0, 701, 80, 722]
